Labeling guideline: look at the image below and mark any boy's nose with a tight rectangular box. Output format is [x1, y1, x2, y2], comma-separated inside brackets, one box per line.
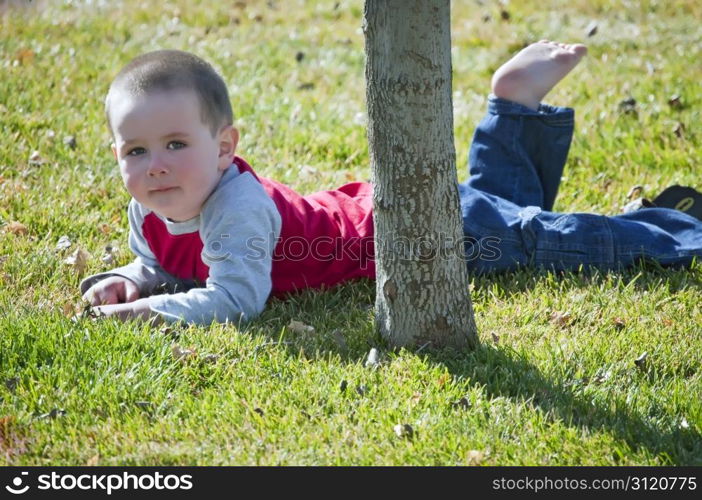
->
[147, 154, 169, 176]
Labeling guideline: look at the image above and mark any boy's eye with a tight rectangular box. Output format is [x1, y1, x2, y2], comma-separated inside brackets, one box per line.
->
[127, 147, 146, 156]
[167, 141, 186, 150]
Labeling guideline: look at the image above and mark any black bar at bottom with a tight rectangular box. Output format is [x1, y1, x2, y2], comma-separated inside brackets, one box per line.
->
[0, 466, 699, 498]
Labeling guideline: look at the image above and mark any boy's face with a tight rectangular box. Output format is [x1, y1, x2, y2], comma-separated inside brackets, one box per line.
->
[109, 89, 238, 222]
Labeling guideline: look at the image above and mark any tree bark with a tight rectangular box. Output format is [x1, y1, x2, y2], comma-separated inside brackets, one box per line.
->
[363, 0, 477, 350]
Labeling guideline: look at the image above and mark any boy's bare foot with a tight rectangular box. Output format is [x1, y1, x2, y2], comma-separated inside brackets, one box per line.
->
[491, 40, 587, 110]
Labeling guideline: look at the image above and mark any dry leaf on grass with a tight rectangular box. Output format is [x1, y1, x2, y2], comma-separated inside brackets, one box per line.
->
[451, 397, 471, 410]
[13, 48, 34, 65]
[56, 235, 72, 251]
[62, 302, 79, 317]
[466, 450, 485, 465]
[63, 135, 77, 149]
[550, 311, 572, 328]
[626, 185, 643, 200]
[101, 244, 116, 265]
[36, 408, 66, 420]
[593, 369, 612, 384]
[172, 345, 197, 361]
[393, 423, 414, 439]
[159, 325, 181, 339]
[202, 354, 220, 364]
[298, 164, 317, 178]
[5, 221, 28, 235]
[668, 94, 683, 109]
[287, 319, 314, 335]
[0, 416, 29, 460]
[28, 150, 45, 165]
[585, 20, 598, 37]
[673, 122, 685, 138]
[72, 303, 106, 322]
[64, 248, 89, 274]
[618, 97, 637, 115]
[365, 347, 379, 368]
[634, 352, 648, 370]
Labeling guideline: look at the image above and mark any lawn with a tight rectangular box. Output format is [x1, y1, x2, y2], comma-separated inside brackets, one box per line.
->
[0, 0, 700, 465]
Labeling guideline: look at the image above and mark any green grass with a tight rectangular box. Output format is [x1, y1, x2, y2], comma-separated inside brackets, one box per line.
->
[1, 0, 701, 465]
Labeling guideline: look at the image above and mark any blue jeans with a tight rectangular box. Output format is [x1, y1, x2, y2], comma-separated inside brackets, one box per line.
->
[459, 95, 702, 274]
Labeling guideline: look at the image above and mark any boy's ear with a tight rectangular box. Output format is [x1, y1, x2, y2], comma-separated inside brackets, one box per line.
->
[217, 125, 239, 171]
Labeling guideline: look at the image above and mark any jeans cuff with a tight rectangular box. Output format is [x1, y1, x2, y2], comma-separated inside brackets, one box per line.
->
[487, 94, 574, 126]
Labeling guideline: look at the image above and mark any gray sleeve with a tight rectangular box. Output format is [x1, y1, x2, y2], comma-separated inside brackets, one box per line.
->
[80, 200, 189, 296]
[147, 173, 281, 325]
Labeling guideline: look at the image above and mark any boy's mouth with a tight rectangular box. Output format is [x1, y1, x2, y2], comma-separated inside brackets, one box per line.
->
[150, 186, 177, 193]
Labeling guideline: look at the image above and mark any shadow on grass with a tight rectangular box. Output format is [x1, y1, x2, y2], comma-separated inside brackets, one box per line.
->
[449, 265, 700, 465]
[424, 343, 701, 465]
[257, 264, 701, 464]
[472, 260, 702, 299]
[437, 265, 702, 464]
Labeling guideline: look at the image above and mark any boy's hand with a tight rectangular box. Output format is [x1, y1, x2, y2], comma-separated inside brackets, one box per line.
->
[93, 298, 162, 325]
[83, 276, 140, 306]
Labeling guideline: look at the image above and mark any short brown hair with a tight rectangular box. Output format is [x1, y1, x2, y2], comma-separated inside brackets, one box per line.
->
[105, 50, 233, 136]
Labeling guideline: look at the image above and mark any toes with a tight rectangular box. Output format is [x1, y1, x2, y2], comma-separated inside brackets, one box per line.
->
[545, 41, 588, 58]
[571, 44, 588, 56]
[564, 43, 588, 57]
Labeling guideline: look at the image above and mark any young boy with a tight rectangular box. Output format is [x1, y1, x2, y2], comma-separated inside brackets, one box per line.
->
[81, 42, 702, 325]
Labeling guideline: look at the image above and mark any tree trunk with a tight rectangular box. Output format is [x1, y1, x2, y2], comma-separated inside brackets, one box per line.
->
[363, 0, 478, 350]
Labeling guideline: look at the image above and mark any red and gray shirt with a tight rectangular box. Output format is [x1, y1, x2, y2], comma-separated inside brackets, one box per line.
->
[81, 156, 375, 324]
